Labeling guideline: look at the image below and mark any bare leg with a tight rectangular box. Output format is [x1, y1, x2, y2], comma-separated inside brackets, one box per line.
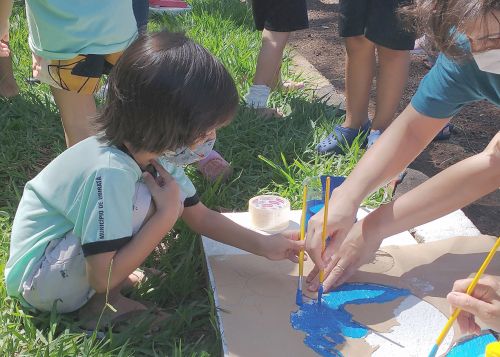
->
[372, 46, 410, 131]
[51, 87, 97, 147]
[342, 36, 375, 129]
[0, 54, 19, 98]
[253, 29, 290, 90]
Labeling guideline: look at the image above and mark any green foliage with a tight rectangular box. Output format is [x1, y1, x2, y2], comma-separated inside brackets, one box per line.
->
[0, 0, 386, 355]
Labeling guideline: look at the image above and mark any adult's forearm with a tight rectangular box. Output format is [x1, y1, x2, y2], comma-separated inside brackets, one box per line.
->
[366, 144, 500, 241]
[337, 105, 449, 206]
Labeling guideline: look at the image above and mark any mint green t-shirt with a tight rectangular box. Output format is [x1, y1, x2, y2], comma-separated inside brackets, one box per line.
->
[26, 0, 138, 60]
[5, 136, 198, 301]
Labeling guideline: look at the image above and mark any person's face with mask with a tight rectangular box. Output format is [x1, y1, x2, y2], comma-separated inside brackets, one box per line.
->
[465, 9, 500, 74]
[161, 128, 217, 166]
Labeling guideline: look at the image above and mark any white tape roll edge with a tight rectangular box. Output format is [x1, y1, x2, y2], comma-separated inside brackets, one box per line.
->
[249, 195, 291, 233]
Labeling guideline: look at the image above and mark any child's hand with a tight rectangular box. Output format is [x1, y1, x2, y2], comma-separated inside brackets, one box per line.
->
[261, 231, 305, 262]
[143, 159, 182, 218]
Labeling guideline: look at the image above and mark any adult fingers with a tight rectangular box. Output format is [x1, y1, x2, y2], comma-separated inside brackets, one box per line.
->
[305, 226, 326, 270]
[447, 291, 494, 322]
[306, 265, 319, 285]
[456, 311, 480, 335]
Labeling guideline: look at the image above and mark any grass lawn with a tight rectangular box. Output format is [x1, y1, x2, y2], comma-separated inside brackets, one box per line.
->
[0, 0, 387, 355]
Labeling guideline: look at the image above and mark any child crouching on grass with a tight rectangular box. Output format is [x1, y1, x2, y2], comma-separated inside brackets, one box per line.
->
[5, 31, 303, 330]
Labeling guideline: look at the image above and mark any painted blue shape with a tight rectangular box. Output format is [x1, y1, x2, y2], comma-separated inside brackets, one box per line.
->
[320, 175, 346, 198]
[290, 283, 410, 357]
[446, 333, 497, 357]
[305, 199, 324, 230]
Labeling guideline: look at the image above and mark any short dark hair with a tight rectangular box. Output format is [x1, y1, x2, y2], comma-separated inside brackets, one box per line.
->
[96, 31, 239, 152]
[401, 0, 500, 58]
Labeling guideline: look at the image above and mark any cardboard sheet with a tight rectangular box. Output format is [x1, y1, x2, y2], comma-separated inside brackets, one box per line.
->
[208, 235, 500, 356]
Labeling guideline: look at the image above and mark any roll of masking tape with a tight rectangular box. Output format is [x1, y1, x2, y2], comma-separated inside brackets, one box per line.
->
[249, 195, 290, 233]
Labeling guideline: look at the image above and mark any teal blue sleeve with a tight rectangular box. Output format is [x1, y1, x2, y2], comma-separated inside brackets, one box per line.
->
[75, 168, 136, 256]
[158, 158, 197, 202]
[411, 54, 483, 119]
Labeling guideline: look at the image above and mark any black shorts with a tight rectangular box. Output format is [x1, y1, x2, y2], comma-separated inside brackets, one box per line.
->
[252, 0, 309, 32]
[339, 0, 415, 50]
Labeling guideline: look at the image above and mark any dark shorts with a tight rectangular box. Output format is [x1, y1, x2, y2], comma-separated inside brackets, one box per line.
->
[339, 0, 416, 50]
[252, 0, 309, 32]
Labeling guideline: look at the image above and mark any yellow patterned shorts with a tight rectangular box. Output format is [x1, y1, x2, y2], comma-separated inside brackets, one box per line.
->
[33, 52, 122, 95]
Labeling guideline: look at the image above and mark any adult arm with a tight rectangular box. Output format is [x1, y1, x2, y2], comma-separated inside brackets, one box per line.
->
[306, 104, 449, 268]
[307, 131, 500, 291]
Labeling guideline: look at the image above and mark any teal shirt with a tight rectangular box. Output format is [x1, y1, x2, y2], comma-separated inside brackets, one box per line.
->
[411, 49, 500, 118]
[5, 136, 197, 301]
[26, 0, 138, 60]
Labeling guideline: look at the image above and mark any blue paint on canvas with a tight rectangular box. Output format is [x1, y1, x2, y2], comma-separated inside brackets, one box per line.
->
[290, 283, 410, 356]
[446, 333, 496, 357]
[290, 282, 497, 357]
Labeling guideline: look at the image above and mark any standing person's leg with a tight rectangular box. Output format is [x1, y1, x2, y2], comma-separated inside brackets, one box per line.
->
[51, 88, 97, 147]
[364, 0, 415, 148]
[33, 53, 123, 147]
[372, 47, 410, 132]
[244, 0, 308, 118]
[317, 0, 372, 155]
[253, 29, 290, 90]
[343, 36, 375, 129]
[0, 48, 19, 98]
[132, 0, 149, 34]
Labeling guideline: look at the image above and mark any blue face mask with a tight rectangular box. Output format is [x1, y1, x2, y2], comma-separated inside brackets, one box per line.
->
[162, 138, 215, 166]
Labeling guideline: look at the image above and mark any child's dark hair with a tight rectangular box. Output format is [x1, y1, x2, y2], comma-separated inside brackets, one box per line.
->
[401, 0, 500, 58]
[96, 31, 239, 152]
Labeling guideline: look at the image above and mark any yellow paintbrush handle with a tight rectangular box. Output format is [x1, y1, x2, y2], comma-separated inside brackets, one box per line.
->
[319, 177, 331, 284]
[435, 236, 500, 346]
[299, 185, 308, 277]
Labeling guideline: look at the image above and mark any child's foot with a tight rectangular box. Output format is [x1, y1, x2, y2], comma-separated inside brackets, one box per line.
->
[252, 107, 283, 119]
[121, 267, 164, 291]
[78, 292, 147, 331]
[0, 56, 19, 98]
[196, 150, 232, 183]
[279, 80, 305, 93]
[78, 291, 168, 332]
[317, 121, 371, 155]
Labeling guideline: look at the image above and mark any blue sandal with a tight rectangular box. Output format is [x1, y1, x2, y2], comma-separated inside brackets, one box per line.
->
[317, 121, 371, 155]
[433, 123, 453, 141]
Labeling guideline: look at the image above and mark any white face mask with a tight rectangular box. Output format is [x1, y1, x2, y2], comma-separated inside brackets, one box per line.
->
[161, 138, 215, 166]
[472, 49, 500, 74]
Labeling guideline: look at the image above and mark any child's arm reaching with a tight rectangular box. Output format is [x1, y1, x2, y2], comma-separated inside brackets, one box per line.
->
[86, 160, 182, 293]
[182, 203, 304, 261]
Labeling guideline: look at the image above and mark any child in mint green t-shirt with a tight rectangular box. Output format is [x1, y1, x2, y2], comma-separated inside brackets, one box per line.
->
[5, 31, 304, 330]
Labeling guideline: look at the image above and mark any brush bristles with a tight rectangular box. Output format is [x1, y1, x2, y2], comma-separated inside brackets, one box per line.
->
[317, 285, 324, 306]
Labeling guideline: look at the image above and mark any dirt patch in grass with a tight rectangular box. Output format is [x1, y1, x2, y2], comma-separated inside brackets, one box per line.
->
[290, 0, 500, 235]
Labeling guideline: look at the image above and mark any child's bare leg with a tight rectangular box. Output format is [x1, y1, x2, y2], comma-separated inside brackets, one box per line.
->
[254, 29, 290, 90]
[372, 46, 410, 131]
[343, 35, 375, 129]
[0, 54, 19, 98]
[50, 87, 97, 147]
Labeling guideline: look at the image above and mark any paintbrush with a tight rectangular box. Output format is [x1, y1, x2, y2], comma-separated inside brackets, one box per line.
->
[296, 185, 308, 305]
[317, 176, 331, 306]
[428, 235, 500, 357]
